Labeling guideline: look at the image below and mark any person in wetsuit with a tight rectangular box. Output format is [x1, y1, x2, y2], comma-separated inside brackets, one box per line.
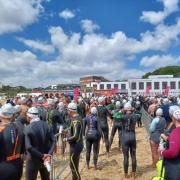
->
[0, 103, 24, 180]
[63, 102, 83, 180]
[97, 96, 111, 157]
[134, 101, 142, 127]
[109, 101, 123, 150]
[121, 103, 137, 180]
[77, 98, 86, 119]
[83, 107, 102, 169]
[36, 97, 47, 122]
[25, 107, 55, 180]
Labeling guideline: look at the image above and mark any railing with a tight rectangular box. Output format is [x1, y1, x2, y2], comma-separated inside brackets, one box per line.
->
[141, 106, 153, 132]
[50, 132, 70, 180]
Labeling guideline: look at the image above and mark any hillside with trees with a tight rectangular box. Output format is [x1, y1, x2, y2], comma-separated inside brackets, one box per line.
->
[142, 66, 180, 78]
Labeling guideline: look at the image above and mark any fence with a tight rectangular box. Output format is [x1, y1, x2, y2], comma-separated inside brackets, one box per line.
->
[50, 132, 70, 180]
[141, 106, 153, 132]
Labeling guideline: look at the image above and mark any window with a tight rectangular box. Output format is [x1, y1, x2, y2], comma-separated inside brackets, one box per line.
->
[114, 84, 119, 89]
[162, 82, 167, 89]
[154, 82, 159, 90]
[107, 84, 111, 89]
[170, 81, 176, 89]
[100, 84, 104, 90]
[139, 82, 144, 90]
[131, 82, 136, 90]
[121, 84, 126, 90]
[147, 82, 152, 89]
[93, 84, 97, 89]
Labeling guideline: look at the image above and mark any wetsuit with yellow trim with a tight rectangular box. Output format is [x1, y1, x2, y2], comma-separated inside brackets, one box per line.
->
[0, 122, 24, 180]
[67, 115, 83, 180]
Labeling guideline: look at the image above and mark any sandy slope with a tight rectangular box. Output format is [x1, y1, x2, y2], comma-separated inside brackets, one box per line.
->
[61, 126, 156, 180]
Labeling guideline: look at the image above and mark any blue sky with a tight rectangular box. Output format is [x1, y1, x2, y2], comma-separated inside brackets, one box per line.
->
[0, 0, 180, 87]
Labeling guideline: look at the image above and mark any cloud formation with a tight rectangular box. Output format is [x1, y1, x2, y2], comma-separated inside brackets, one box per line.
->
[59, 9, 75, 20]
[140, 0, 179, 24]
[17, 37, 55, 54]
[80, 19, 100, 33]
[0, 0, 43, 34]
[140, 55, 180, 68]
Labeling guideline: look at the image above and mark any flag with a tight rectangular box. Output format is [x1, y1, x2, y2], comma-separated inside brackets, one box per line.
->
[73, 88, 79, 102]
[146, 85, 150, 94]
[111, 88, 118, 95]
[164, 86, 169, 96]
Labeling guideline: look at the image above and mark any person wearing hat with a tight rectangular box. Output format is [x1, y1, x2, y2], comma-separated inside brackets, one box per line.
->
[96, 96, 111, 157]
[109, 101, 123, 151]
[0, 103, 24, 180]
[36, 96, 47, 122]
[25, 107, 55, 180]
[121, 103, 137, 180]
[46, 98, 61, 134]
[83, 107, 102, 170]
[63, 102, 83, 180]
[160, 109, 180, 180]
[77, 97, 86, 119]
[160, 98, 171, 127]
[149, 108, 166, 167]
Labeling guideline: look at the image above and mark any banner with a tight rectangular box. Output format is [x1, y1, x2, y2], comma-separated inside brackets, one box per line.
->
[111, 88, 118, 95]
[164, 86, 169, 96]
[146, 85, 150, 94]
[73, 88, 79, 102]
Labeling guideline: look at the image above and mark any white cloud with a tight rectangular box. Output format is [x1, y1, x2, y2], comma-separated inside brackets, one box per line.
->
[140, 0, 179, 25]
[17, 37, 55, 54]
[59, 9, 75, 20]
[0, 0, 44, 35]
[140, 55, 180, 68]
[80, 19, 100, 33]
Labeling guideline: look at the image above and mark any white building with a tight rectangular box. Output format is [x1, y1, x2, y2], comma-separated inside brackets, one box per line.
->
[86, 75, 180, 96]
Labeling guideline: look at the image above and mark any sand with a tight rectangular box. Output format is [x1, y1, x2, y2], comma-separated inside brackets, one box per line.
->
[60, 125, 156, 180]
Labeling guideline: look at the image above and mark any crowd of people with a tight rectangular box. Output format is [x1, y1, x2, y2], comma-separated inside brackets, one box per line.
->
[0, 93, 180, 180]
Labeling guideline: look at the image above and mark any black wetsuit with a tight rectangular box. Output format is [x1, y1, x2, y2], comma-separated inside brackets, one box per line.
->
[37, 105, 47, 121]
[121, 113, 137, 174]
[67, 115, 83, 180]
[97, 105, 110, 153]
[77, 102, 86, 119]
[0, 122, 24, 180]
[110, 109, 123, 149]
[83, 115, 101, 166]
[134, 110, 142, 127]
[47, 108, 61, 134]
[25, 120, 55, 180]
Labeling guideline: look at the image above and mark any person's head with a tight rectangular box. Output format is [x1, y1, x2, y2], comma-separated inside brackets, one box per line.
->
[156, 108, 163, 117]
[169, 105, 179, 119]
[37, 96, 43, 104]
[47, 98, 55, 108]
[163, 98, 169, 105]
[124, 103, 133, 114]
[26, 99, 33, 108]
[0, 103, 15, 123]
[26, 107, 39, 123]
[58, 102, 65, 111]
[172, 109, 180, 126]
[67, 102, 78, 118]
[91, 107, 97, 115]
[14, 105, 21, 118]
[116, 101, 121, 109]
[20, 97, 27, 105]
[98, 96, 105, 105]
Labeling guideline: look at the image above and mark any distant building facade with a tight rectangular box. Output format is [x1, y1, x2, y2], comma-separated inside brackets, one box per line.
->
[81, 75, 180, 96]
[80, 76, 109, 86]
